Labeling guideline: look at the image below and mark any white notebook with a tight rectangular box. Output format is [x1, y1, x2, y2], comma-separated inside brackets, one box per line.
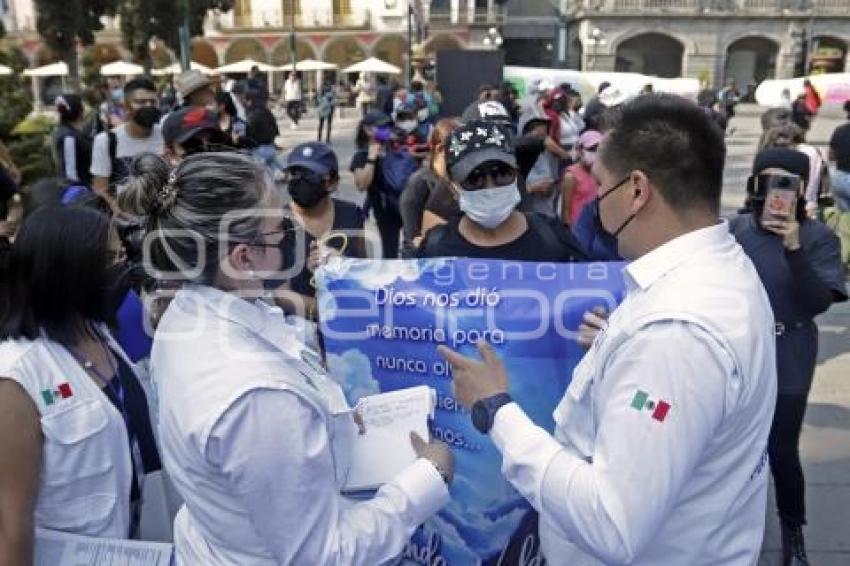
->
[34, 528, 173, 566]
[343, 386, 436, 493]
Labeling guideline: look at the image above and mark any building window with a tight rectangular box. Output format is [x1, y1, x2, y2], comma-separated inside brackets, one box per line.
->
[333, 0, 352, 15]
[235, 0, 252, 27]
[281, 0, 302, 17]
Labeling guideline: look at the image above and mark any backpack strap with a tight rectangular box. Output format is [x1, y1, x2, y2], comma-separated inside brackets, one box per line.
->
[108, 131, 118, 163]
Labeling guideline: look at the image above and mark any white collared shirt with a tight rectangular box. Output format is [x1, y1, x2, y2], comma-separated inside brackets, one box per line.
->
[153, 285, 448, 565]
[490, 221, 777, 565]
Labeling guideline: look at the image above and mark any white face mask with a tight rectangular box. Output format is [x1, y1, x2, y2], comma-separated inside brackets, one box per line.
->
[458, 182, 521, 229]
[398, 120, 417, 133]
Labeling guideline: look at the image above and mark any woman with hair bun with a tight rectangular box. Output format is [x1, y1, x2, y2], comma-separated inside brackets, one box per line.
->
[122, 151, 453, 565]
[52, 93, 92, 187]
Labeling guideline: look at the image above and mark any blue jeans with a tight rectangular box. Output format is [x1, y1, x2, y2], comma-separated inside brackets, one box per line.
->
[832, 168, 850, 211]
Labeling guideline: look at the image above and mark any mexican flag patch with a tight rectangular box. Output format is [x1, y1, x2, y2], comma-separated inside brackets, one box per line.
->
[41, 383, 73, 406]
[630, 389, 671, 422]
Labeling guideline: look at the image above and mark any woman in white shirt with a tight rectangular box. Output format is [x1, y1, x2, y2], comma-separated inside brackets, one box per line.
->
[120, 152, 452, 565]
[0, 204, 161, 562]
[557, 88, 586, 155]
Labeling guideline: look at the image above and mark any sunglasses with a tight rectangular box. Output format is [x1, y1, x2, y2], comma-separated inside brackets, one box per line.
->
[462, 162, 517, 191]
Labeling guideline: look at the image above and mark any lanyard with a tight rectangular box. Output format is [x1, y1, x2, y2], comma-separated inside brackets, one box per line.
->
[66, 335, 132, 438]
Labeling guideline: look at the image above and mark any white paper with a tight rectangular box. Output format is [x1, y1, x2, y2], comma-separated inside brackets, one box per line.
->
[35, 528, 173, 566]
[343, 386, 435, 492]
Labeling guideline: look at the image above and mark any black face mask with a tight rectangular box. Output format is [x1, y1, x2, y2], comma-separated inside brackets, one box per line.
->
[133, 107, 162, 129]
[552, 100, 567, 113]
[595, 175, 636, 239]
[288, 177, 328, 209]
[262, 218, 297, 291]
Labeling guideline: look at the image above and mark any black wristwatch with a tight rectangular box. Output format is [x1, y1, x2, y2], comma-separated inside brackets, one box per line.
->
[366, 158, 377, 164]
[472, 393, 513, 434]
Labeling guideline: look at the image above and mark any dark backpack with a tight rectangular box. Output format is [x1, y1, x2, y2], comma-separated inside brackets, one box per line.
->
[381, 149, 419, 195]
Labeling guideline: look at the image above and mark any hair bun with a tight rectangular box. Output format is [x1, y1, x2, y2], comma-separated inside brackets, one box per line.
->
[154, 170, 180, 213]
[117, 153, 173, 217]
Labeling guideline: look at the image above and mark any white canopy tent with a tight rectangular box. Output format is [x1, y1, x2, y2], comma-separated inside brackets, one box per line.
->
[213, 58, 275, 75]
[342, 57, 401, 75]
[23, 62, 69, 112]
[23, 61, 69, 77]
[277, 59, 338, 72]
[100, 61, 145, 77]
[152, 61, 213, 76]
[0, 65, 13, 76]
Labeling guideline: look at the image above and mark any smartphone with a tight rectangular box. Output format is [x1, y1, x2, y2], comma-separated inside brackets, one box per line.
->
[760, 174, 800, 223]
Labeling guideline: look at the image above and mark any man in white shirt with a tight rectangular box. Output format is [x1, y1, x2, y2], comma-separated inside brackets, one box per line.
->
[283, 72, 303, 129]
[440, 93, 778, 565]
[90, 77, 164, 211]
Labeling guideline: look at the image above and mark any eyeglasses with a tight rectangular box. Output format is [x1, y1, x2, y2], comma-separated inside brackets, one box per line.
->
[247, 229, 290, 249]
[462, 162, 517, 191]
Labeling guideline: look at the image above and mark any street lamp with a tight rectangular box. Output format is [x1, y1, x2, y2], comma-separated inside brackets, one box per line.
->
[484, 27, 502, 49]
[588, 27, 606, 70]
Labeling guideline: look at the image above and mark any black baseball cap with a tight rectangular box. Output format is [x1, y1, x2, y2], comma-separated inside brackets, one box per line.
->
[162, 107, 221, 146]
[284, 141, 339, 175]
[446, 120, 516, 183]
[461, 100, 512, 125]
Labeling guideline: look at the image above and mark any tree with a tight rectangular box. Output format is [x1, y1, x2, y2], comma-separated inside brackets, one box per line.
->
[119, 0, 232, 71]
[34, 0, 119, 91]
[0, 47, 34, 140]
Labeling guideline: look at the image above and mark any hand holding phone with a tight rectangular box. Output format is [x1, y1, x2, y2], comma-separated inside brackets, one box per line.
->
[756, 173, 802, 250]
[759, 174, 800, 224]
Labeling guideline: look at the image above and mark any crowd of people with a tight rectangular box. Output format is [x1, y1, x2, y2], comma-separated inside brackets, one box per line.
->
[0, 65, 848, 566]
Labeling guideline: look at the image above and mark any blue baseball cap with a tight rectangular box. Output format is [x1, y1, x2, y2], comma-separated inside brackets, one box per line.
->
[362, 111, 392, 127]
[284, 142, 339, 175]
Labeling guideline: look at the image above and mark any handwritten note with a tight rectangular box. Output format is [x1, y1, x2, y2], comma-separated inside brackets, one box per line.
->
[343, 386, 435, 492]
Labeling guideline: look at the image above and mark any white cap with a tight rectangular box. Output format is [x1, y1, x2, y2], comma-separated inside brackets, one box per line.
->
[599, 85, 630, 108]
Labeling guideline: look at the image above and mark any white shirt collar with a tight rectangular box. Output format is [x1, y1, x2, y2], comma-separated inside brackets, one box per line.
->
[182, 284, 280, 337]
[624, 220, 729, 292]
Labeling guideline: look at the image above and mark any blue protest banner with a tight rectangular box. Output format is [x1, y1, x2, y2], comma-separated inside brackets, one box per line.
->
[317, 258, 627, 565]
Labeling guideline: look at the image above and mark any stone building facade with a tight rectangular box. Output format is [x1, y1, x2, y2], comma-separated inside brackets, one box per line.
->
[500, 0, 849, 89]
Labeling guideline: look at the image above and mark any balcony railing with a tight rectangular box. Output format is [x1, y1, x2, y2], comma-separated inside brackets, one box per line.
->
[812, 0, 844, 11]
[613, 0, 693, 9]
[331, 12, 366, 27]
[221, 10, 368, 30]
[426, 7, 504, 26]
[429, 9, 454, 25]
[593, 0, 844, 13]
